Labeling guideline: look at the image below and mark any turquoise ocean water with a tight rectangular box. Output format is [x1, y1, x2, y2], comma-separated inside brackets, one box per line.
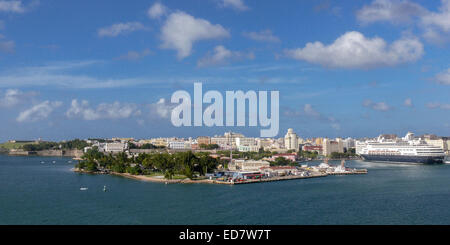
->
[1, 155, 450, 225]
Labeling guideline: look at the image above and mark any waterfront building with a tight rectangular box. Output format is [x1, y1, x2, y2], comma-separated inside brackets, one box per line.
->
[105, 142, 128, 153]
[211, 137, 230, 148]
[284, 128, 299, 151]
[235, 137, 256, 147]
[343, 137, 356, 150]
[322, 138, 344, 156]
[228, 159, 270, 171]
[270, 153, 297, 162]
[260, 166, 299, 176]
[237, 145, 260, 152]
[302, 144, 323, 154]
[86, 142, 129, 153]
[197, 136, 211, 146]
[421, 135, 449, 155]
[211, 132, 244, 149]
[315, 138, 324, 146]
[150, 138, 169, 148]
[112, 137, 134, 142]
[168, 141, 186, 150]
[259, 138, 273, 151]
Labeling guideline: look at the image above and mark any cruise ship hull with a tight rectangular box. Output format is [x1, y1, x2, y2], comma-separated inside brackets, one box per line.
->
[361, 154, 444, 164]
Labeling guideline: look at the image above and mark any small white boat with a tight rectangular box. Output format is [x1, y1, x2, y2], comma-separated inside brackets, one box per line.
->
[80, 187, 88, 191]
[103, 185, 107, 192]
[52, 161, 56, 164]
[68, 161, 72, 163]
[40, 161, 45, 164]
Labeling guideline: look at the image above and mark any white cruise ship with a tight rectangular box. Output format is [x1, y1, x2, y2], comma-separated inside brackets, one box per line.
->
[356, 132, 445, 164]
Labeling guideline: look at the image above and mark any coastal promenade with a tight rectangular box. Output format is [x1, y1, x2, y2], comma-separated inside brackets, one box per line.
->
[73, 168, 366, 185]
[213, 172, 328, 185]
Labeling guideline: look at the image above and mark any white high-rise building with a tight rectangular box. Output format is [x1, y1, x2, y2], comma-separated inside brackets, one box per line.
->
[322, 138, 344, 156]
[284, 128, 299, 151]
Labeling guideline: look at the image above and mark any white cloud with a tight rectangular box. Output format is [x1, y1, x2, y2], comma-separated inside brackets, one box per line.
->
[0, 40, 14, 53]
[363, 100, 392, 111]
[0, 0, 25, 13]
[148, 2, 168, 19]
[356, 0, 450, 44]
[434, 68, 450, 85]
[242, 30, 280, 42]
[220, 0, 249, 11]
[160, 11, 230, 59]
[66, 99, 141, 120]
[356, 0, 426, 25]
[0, 60, 156, 88]
[404, 98, 413, 107]
[17, 100, 62, 123]
[285, 31, 423, 69]
[426, 102, 450, 110]
[0, 89, 37, 107]
[98, 22, 146, 37]
[421, 0, 450, 43]
[116, 49, 151, 61]
[197, 45, 254, 67]
[149, 98, 174, 119]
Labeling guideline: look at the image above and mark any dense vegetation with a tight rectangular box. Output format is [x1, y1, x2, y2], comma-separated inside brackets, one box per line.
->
[270, 157, 298, 166]
[298, 150, 319, 159]
[21, 139, 90, 151]
[329, 149, 357, 159]
[199, 144, 219, 150]
[129, 143, 165, 149]
[22, 142, 59, 151]
[76, 148, 223, 180]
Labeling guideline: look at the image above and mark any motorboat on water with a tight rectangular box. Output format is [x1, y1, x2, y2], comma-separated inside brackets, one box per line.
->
[80, 187, 88, 191]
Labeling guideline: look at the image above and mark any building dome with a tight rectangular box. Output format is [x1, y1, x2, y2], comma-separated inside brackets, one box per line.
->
[284, 128, 299, 151]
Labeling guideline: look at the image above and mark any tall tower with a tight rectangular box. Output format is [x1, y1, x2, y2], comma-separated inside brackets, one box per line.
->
[284, 128, 299, 151]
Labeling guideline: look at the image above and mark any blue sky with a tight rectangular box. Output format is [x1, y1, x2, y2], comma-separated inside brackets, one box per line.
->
[0, 0, 449, 141]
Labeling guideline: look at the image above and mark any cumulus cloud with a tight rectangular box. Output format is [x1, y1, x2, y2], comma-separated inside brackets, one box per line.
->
[220, 0, 249, 11]
[148, 2, 168, 19]
[356, 0, 426, 25]
[149, 98, 175, 119]
[363, 100, 392, 111]
[0, 40, 14, 53]
[0, 0, 25, 13]
[434, 68, 450, 85]
[0, 89, 37, 107]
[160, 11, 230, 59]
[356, 0, 450, 44]
[426, 102, 450, 110]
[197, 45, 254, 67]
[404, 98, 413, 107]
[242, 29, 280, 42]
[421, 0, 450, 43]
[285, 31, 423, 69]
[98, 22, 146, 37]
[66, 99, 141, 120]
[116, 49, 151, 61]
[17, 101, 62, 123]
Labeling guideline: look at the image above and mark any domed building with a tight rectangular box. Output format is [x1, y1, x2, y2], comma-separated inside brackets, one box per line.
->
[284, 128, 299, 151]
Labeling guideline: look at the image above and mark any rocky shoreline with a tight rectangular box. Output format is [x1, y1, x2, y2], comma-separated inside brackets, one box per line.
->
[72, 168, 214, 184]
[7, 149, 84, 158]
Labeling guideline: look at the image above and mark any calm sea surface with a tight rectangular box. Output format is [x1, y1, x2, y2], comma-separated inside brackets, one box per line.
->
[1, 154, 450, 225]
